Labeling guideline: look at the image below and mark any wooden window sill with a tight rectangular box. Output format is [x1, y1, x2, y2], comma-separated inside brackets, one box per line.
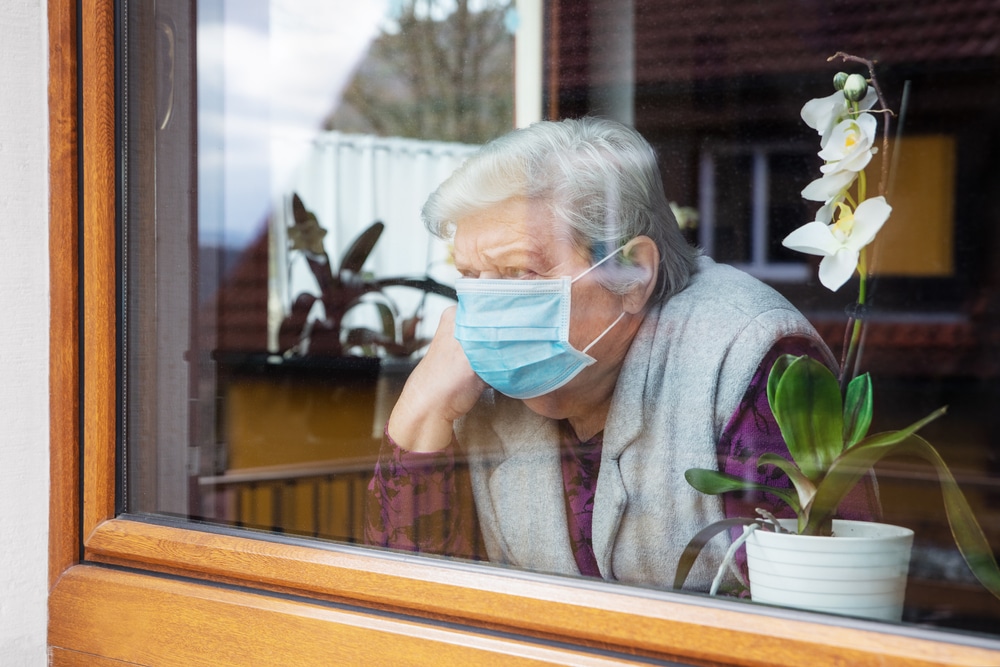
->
[55, 516, 1000, 667]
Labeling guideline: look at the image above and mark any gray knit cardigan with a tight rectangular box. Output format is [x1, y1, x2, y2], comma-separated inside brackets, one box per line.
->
[455, 256, 834, 590]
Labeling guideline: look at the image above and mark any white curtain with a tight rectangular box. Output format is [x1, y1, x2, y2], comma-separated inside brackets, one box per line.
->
[270, 132, 479, 351]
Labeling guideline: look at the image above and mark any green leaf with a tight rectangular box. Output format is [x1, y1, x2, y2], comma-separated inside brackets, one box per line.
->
[805, 406, 947, 535]
[376, 276, 458, 301]
[757, 453, 816, 518]
[766, 354, 796, 425]
[768, 355, 844, 481]
[843, 372, 873, 449]
[684, 468, 799, 512]
[673, 518, 759, 591]
[815, 420, 1000, 600]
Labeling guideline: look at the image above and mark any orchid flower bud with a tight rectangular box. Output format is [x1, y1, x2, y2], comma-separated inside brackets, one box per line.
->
[833, 72, 849, 91]
[843, 73, 869, 102]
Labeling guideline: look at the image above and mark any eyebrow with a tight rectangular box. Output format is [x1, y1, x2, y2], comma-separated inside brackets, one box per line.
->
[454, 238, 549, 274]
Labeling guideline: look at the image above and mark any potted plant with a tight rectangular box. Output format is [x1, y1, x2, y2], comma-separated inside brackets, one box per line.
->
[279, 192, 456, 359]
[214, 193, 458, 470]
[674, 54, 1000, 621]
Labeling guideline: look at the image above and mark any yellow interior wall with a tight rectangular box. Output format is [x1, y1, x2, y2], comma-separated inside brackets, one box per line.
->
[870, 135, 956, 277]
[225, 378, 380, 469]
[220, 376, 380, 540]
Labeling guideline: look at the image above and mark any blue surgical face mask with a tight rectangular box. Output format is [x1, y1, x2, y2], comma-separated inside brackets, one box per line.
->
[454, 249, 626, 400]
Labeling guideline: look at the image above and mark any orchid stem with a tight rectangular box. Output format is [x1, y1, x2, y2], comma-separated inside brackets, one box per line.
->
[827, 51, 887, 389]
[840, 252, 868, 390]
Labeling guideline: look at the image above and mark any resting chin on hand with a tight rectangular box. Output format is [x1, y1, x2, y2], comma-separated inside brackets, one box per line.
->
[387, 306, 487, 453]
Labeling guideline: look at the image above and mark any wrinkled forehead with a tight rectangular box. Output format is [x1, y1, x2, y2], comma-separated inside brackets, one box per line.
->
[448, 197, 595, 274]
[451, 196, 584, 249]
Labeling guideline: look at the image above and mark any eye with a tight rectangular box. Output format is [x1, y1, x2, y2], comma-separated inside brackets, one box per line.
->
[503, 267, 536, 279]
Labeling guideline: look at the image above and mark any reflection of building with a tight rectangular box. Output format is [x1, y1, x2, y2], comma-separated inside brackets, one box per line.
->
[548, 0, 1000, 628]
[556, 1, 999, 314]
[198, 134, 473, 541]
[546, 0, 1000, 382]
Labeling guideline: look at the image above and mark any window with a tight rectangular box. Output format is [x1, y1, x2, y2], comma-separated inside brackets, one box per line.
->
[48, 0, 1000, 664]
[699, 135, 959, 283]
[698, 144, 815, 280]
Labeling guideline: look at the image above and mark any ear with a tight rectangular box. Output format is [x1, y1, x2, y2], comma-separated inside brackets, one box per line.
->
[620, 236, 659, 314]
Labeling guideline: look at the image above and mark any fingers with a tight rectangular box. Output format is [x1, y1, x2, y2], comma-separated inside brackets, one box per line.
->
[386, 307, 486, 452]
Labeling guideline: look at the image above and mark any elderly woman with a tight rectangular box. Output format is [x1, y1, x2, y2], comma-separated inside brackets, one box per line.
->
[366, 117, 876, 589]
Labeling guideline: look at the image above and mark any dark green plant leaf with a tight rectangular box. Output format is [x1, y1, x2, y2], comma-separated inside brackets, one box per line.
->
[684, 468, 799, 511]
[769, 355, 844, 481]
[673, 518, 759, 591]
[843, 372, 873, 449]
[339, 221, 384, 274]
[805, 406, 947, 535]
[766, 354, 796, 425]
[756, 453, 816, 524]
[376, 276, 458, 300]
[816, 423, 999, 600]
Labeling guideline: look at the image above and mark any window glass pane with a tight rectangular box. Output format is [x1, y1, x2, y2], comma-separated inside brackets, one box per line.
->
[709, 152, 753, 264]
[122, 0, 1000, 641]
[123, 0, 516, 533]
[767, 151, 816, 265]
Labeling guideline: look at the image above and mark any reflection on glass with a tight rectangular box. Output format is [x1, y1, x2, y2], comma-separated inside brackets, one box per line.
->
[122, 0, 1000, 640]
[126, 0, 516, 537]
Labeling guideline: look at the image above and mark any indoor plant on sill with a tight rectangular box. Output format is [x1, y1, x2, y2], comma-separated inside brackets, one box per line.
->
[215, 194, 459, 471]
[673, 54, 1000, 622]
[278, 192, 457, 359]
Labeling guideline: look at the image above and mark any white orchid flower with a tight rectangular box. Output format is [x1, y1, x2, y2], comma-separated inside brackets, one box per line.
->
[800, 87, 878, 147]
[818, 113, 877, 176]
[782, 196, 892, 291]
[814, 201, 839, 224]
[801, 168, 856, 204]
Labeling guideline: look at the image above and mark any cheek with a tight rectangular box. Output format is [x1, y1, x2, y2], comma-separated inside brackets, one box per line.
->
[569, 287, 619, 342]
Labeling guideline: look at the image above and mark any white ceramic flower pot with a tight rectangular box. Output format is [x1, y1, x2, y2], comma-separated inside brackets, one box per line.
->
[745, 519, 914, 622]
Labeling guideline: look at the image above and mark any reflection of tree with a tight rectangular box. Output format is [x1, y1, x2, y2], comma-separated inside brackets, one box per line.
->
[324, 0, 514, 144]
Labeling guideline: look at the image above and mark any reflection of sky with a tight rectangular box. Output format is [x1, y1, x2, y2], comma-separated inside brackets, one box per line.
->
[198, 0, 386, 247]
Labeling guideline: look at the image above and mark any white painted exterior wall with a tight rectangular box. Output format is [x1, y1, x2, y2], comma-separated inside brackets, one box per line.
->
[0, 1, 51, 664]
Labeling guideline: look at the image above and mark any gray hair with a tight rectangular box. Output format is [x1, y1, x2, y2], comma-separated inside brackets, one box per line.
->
[422, 117, 700, 303]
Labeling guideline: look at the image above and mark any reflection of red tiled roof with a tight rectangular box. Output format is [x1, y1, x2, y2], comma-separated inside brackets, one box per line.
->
[595, 0, 1000, 86]
[811, 317, 1000, 377]
[208, 231, 270, 353]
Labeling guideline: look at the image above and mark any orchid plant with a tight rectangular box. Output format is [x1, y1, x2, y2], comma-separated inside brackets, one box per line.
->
[676, 54, 1000, 602]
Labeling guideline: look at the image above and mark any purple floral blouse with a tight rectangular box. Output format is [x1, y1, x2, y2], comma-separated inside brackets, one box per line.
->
[365, 337, 879, 576]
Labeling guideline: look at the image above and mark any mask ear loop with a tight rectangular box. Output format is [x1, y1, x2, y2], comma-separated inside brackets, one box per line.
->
[570, 245, 625, 284]
[581, 310, 625, 354]
[572, 245, 628, 355]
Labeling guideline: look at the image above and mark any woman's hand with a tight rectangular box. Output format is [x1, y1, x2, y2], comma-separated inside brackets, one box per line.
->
[387, 306, 487, 452]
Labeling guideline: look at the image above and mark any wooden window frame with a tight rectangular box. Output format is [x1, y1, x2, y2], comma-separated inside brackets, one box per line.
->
[46, 1, 1000, 664]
